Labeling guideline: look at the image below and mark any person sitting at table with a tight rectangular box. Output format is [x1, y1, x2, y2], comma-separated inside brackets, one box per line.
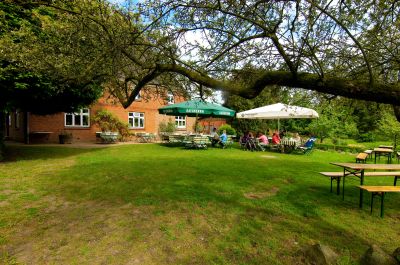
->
[211, 127, 219, 147]
[272, 132, 281, 144]
[240, 131, 256, 151]
[303, 135, 316, 148]
[293, 132, 301, 146]
[219, 130, 228, 148]
[279, 129, 286, 139]
[257, 132, 269, 145]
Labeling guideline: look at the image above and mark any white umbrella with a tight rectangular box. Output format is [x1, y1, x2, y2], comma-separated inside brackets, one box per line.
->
[236, 103, 319, 130]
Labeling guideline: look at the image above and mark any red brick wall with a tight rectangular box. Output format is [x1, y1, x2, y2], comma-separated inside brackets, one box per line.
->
[199, 118, 228, 134]
[23, 91, 196, 143]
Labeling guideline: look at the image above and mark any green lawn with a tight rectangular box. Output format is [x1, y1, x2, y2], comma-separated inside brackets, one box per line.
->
[0, 144, 399, 264]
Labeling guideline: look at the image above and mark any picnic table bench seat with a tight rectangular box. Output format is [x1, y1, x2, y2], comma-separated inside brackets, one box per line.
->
[355, 152, 368, 163]
[363, 149, 373, 160]
[320, 171, 400, 194]
[185, 136, 209, 149]
[168, 135, 184, 145]
[358, 185, 400, 217]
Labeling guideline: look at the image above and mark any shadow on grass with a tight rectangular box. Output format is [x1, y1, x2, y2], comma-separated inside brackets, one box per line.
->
[3, 145, 103, 162]
[39, 163, 377, 263]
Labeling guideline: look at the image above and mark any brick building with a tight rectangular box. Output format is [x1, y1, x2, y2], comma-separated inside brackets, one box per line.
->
[5, 89, 203, 144]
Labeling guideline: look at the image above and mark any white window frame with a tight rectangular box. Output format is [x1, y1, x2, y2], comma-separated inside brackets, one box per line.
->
[65, 109, 90, 127]
[175, 116, 186, 128]
[167, 92, 174, 104]
[128, 112, 145, 129]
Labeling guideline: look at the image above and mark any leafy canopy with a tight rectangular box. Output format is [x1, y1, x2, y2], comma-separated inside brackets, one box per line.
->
[2, 0, 400, 117]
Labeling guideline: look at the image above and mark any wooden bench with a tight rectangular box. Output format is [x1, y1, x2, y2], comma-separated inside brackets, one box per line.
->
[29, 131, 53, 143]
[358, 186, 400, 217]
[355, 152, 368, 163]
[168, 135, 184, 145]
[363, 150, 373, 160]
[319, 171, 400, 195]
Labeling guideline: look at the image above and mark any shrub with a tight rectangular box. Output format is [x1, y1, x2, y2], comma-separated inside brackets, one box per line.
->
[193, 122, 204, 133]
[332, 138, 348, 146]
[315, 143, 363, 153]
[357, 132, 375, 142]
[159, 120, 176, 133]
[218, 124, 236, 136]
[92, 110, 131, 140]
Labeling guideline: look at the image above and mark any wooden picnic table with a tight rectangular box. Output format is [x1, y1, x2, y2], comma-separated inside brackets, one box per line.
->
[378, 145, 393, 149]
[280, 139, 299, 153]
[373, 148, 393, 163]
[330, 162, 400, 208]
[136, 133, 155, 143]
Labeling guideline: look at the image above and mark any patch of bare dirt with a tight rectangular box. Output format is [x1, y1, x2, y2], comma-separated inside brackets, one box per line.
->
[0, 190, 16, 195]
[282, 178, 295, 184]
[0, 201, 10, 207]
[244, 186, 280, 199]
[260, 155, 277, 159]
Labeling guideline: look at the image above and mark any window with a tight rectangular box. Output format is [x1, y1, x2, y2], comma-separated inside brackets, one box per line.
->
[128, 112, 145, 128]
[167, 92, 174, 104]
[175, 116, 186, 128]
[14, 110, 20, 129]
[65, 109, 90, 127]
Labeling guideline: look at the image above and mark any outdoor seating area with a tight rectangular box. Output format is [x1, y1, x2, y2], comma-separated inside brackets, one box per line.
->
[135, 132, 156, 143]
[318, 144, 400, 218]
[239, 135, 315, 155]
[321, 162, 400, 217]
[4, 1, 400, 263]
[162, 134, 234, 149]
[355, 145, 397, 164]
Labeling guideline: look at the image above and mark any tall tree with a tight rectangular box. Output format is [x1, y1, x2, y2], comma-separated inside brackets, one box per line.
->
[3, 0, 400, 116]
[0, 1, 103, 159]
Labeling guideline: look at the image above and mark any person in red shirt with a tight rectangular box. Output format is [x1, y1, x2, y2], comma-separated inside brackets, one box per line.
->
[272, 132, 281, 144]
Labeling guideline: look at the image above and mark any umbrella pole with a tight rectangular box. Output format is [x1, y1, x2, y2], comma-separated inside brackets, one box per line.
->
[195, 114, 198, 134]
[278, 119, 280, 133]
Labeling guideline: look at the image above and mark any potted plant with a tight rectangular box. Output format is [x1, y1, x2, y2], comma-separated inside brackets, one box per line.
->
[59, 131, 73, 144]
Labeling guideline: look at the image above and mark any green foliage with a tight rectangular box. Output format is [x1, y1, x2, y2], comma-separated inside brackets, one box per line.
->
[217, 124, 236, 136]
[193, 121, 203, 133]
[158, 120, 176, 133]
[357, 132, 375, 143]
[375, 110, 400, 140]
[0, 63, 103, 114]
[92, 109, 130, 140]
[0, 2, 103, 114]
[374, 110, 400, 147]
[307, 101, 361, 143]
[315, 143, 363, 153]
